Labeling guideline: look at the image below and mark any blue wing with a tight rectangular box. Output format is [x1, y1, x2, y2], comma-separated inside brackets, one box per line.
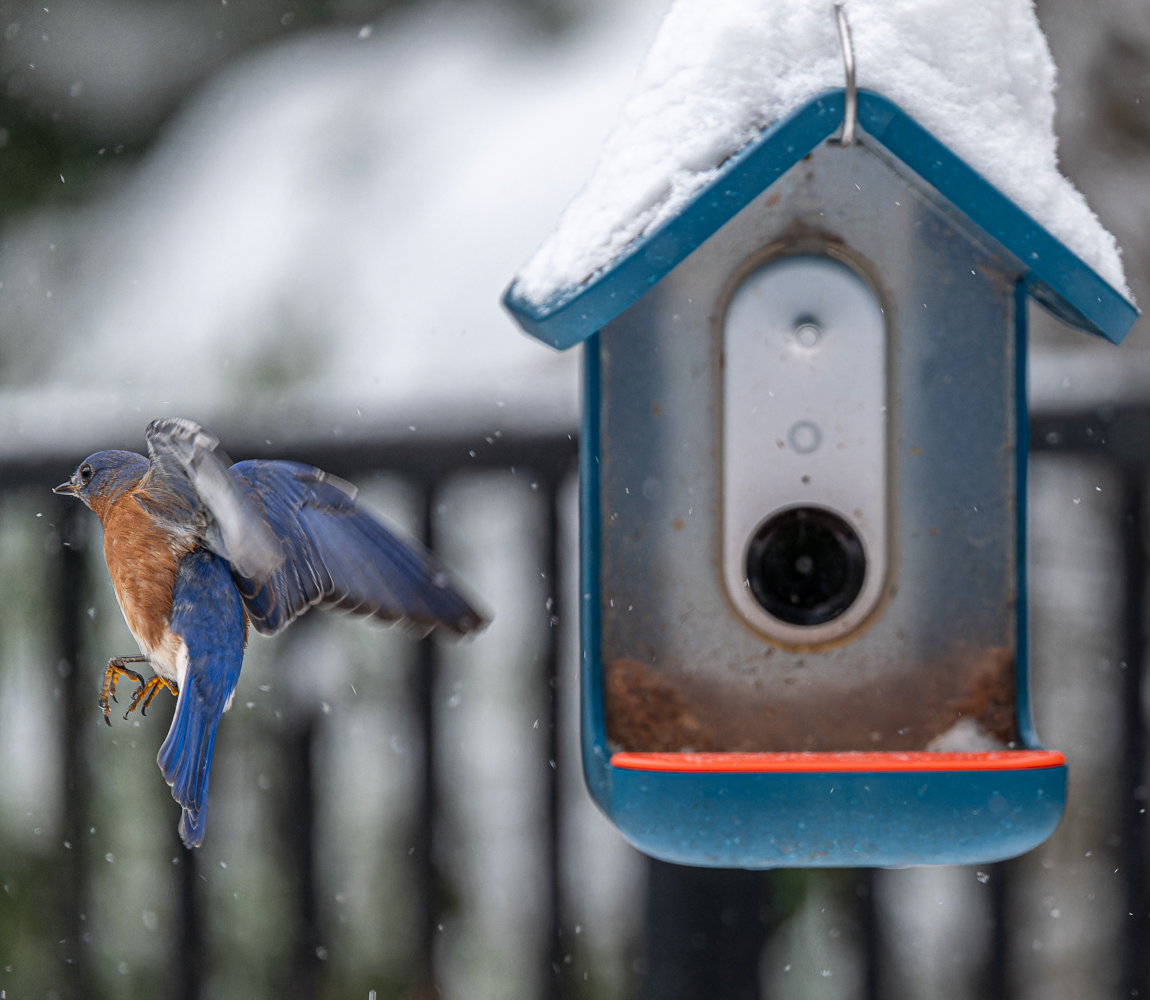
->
[225, 460, 486, 637]
[157, 549, 246, 849]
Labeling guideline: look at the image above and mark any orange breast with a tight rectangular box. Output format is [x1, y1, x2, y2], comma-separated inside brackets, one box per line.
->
[100, 496, 194, 653]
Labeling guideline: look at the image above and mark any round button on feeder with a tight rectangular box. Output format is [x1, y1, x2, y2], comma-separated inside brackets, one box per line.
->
[795, 323, 821, 348]
[787, 420, 822, 454]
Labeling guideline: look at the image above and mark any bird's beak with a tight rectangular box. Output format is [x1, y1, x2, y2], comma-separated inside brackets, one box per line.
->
[53, 480, 76, 496]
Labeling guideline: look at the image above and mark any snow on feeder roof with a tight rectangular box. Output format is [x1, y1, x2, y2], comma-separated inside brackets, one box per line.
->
[504, 0, 1137, 349]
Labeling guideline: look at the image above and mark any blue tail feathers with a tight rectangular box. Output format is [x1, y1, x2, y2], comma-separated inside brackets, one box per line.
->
[157, 548, 246, 849]
[179, 803, 208, 848]
[157, 680, 221, 847]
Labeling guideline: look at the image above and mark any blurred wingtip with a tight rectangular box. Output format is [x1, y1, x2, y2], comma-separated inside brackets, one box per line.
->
[312, 469, 357, 501]
[148, 417, 284, 583]
[419, 552, 493, 636]
[384, 586, 490, 640]
[434, 594, 493, 640]
[456, 601, 492, 636]
[146, 416, 222, 462]
[393, 605, 491, 641]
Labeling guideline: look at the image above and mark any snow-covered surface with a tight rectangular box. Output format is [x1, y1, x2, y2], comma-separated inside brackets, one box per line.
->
[515, 0, 1131, 307]
[0, 2, 668, 460]
[925, 717, 1006, 752]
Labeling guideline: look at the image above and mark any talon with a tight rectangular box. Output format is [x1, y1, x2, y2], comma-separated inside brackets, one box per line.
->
[124, 675, 177, 720]
[99, 655, 149, 725]
[144, 677, 178, 713]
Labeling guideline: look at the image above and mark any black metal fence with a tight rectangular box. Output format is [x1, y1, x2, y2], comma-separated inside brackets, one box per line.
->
[1029, 407, 1148, 1000]
[0, 412, 1147, 999]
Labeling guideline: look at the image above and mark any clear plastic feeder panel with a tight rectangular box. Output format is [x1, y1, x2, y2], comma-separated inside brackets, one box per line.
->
[597, 139, 1019, 757]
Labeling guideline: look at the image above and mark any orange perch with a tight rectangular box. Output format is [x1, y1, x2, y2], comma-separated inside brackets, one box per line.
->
[610, 749, 1066, 773]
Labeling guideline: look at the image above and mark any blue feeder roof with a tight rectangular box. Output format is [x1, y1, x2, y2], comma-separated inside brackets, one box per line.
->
[504, 89, 1138, 350]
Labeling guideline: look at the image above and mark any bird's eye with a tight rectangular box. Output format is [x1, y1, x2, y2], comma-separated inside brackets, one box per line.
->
[79, 465, 93, 484]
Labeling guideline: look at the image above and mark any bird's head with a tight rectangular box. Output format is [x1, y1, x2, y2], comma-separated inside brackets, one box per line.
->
[54, 450, 150, 515]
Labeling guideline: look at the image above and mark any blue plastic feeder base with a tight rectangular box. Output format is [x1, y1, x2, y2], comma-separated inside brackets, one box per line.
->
[603, 764, 1067, 869]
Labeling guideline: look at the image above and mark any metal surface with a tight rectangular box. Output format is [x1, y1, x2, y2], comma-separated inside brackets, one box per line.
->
[641, 861, 772, 1000]
[1119, 468, 1148, 1000]
[722, 255, 887, 645]
[833, 5, 857, 147]
[412, 486, 442, 995]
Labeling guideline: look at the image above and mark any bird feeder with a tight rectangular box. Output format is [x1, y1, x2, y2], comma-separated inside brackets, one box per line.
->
[503, 89, 1137, 867]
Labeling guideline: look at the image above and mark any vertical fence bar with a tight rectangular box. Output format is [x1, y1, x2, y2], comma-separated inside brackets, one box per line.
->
[544, 478, 567, 999]
[286, 713, 322, 999]
[642, 862, 771, 1000]
[856, 869, 879, 1000]
[176, 842, 203, 1000]
[54, 500, 88, 999]
[1030, 415, 1150, 999]
[412, 481, 442, 992]
[985, 860, 1011, 1000]
[1120, 466, 1148, 999]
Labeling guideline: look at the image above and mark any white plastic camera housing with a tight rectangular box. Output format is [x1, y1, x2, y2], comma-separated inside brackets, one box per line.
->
[722, 255, 888, 646]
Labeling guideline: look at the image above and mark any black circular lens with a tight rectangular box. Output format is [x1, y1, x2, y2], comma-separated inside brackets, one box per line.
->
[745, 507, 866, 626]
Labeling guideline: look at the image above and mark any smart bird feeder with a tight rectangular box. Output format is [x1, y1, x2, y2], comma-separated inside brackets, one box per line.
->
[503, 89, 1137, 867]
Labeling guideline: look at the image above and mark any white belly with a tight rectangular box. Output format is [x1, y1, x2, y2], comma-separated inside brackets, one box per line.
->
[132, 623, 183, 687]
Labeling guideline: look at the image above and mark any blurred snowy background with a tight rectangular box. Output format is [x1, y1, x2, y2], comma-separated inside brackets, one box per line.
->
[0, 0, 1148, 998]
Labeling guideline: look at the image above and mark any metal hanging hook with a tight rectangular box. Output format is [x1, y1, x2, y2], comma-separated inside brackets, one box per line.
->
[834, 4, 857, 146]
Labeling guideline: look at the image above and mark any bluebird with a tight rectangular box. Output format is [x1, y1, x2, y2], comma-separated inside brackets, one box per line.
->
[54, 417, 487, 848]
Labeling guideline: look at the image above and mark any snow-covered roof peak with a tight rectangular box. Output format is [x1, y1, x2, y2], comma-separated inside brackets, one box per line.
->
[512, 0, 1131, 308]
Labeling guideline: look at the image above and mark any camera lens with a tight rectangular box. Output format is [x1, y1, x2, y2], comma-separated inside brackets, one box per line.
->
[745, 507, 866, 626]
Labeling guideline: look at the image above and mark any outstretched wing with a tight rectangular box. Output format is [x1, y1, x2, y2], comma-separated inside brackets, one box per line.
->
[157, 549, 245, 849]
[227, 460, 487, 637]
[144, 417, 284, 585]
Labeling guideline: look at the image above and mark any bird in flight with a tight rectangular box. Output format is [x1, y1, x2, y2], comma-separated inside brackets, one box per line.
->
[54, 417, 487, 848]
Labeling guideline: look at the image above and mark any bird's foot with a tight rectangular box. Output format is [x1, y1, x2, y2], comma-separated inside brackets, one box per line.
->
[99, 656, 149, 726]
[124, 675, 178, 720]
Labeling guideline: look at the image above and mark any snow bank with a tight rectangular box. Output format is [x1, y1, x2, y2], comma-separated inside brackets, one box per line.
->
[515, 0, 1131, 306]
[0, 2, 669, 459]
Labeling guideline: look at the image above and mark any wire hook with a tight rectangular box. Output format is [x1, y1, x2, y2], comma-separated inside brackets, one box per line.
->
[834, 4, 857, 146]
